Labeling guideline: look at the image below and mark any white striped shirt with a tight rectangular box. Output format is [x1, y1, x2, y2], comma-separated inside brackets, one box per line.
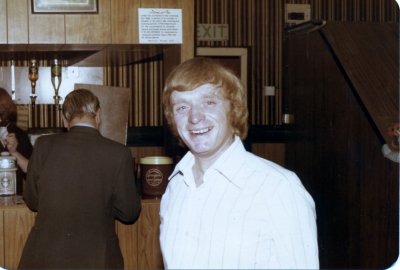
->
[160, 136, 319, 269]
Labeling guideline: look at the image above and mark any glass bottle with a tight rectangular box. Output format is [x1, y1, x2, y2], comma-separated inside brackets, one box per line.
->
[51, 59, 62, 107]
[28, 59, 39, 104]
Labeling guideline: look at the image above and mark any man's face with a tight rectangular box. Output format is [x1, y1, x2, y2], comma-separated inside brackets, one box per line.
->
[171, 84, 234, 159]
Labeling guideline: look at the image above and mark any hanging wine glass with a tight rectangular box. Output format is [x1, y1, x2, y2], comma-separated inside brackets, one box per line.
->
[51, 59, 62, 107]
[28, 59, 39, 105]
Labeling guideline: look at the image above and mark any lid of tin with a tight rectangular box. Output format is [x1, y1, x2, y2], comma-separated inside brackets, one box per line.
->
[140, 156, 173, 165]
[0, 152, 16, 169]
[0, 152, 16, 160]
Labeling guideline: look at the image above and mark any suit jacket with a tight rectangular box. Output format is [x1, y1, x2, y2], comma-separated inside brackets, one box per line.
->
[18, 126, 141, 269]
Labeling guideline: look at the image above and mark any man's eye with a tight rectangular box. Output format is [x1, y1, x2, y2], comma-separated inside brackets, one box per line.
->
[175, 105, 188, 113]
[205, 100, 216, 106]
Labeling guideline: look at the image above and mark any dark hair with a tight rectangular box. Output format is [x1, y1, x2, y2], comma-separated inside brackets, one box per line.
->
[163, 57, 249, 140]
[0, 88, 17, 126]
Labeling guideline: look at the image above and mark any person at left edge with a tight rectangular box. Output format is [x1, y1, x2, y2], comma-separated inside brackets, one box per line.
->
[0, 87, 32, 194]
[18, 89, 141, 269]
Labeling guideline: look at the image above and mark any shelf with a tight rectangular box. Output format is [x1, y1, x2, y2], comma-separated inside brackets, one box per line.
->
[0, 44, 178, 67]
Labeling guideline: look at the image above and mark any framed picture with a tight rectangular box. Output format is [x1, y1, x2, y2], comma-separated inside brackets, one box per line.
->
[32, 0, 98, 14]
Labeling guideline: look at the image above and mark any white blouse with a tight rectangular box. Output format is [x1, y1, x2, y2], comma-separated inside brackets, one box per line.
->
[160, 136, 319, 269]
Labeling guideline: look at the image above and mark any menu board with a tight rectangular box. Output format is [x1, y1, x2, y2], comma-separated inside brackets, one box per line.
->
[138, 8, 182, 44]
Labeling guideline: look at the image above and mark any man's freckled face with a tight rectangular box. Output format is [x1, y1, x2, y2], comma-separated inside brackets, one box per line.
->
[171, 84, 234, 159]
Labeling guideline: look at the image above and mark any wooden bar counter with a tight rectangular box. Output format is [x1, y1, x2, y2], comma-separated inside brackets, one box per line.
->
[0, 196, 163, 270]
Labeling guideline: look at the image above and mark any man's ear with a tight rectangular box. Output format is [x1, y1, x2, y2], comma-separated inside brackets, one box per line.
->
[95, 108, 101, 128]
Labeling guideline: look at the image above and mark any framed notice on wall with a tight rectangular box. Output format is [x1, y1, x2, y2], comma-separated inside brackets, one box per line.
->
[138, 8, 182, 44]
[32, 0, 98, 14]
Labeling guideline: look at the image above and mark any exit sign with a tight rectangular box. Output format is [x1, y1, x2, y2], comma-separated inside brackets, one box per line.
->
[285, 4, 311, 24]
[197, 24, 229, 41]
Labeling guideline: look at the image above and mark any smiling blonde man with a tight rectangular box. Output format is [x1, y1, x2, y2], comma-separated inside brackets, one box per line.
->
[159, 58, 319, 269]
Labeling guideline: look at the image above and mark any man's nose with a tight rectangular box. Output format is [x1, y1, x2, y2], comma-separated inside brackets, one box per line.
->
[189, 105, 205, 124]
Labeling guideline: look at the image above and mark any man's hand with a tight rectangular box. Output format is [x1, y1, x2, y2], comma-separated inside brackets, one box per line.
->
[386, 123, 400, 151]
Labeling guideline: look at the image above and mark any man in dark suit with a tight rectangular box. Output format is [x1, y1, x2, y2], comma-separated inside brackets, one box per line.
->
[18, 89, 141, 269]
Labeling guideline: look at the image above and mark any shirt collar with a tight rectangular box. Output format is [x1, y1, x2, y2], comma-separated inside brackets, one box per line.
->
[169, 136, 248, 189]
[72, 122, 96, 128]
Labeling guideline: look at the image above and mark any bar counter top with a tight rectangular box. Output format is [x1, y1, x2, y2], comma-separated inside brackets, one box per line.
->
[0, 195, 26, 210]
[0, 195, 161, 209]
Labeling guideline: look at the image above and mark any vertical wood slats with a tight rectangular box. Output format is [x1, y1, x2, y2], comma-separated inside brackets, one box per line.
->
[103, 57, 163, 127]
[23, 0, 398, 129]
[196, 0, 398, 126]
[197, 0, 284, 125]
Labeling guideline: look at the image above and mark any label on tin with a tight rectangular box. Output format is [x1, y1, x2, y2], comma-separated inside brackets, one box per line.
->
[145, 168, 163, 187]
[0, 172, 15, 195]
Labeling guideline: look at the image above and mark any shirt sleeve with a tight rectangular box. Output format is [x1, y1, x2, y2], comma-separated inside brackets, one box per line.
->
[267, 172, 319, 269]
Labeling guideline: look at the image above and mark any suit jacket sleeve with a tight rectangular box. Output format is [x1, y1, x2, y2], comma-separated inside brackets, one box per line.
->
[23, 136, 43, 211]
[112, 147, 141, 223]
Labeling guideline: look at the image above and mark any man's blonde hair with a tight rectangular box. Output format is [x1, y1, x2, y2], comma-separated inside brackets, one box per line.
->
[62, 89, 100, 122]
[163, 57, 249, 140]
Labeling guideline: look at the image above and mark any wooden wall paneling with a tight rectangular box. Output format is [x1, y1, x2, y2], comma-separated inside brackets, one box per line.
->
[28, 4, 65, 44]
[3, 207, 35, 270]
[0, 203, 164, 270]
[162, 45, 182, 158]
[65, 0, 111, 44]
[139, 0, 194, 61]
[301, 0, 399, 22]
[116, 221, 138, 269]
[0, 210, 4, 267]
[173, 0, 195, 62]
[105, 0, 195, 128]
[251, 143, 285, 167]
[320, 23, 399, 145]
[7, 0, 28, 44]
[284, 26, 399, 269]
[196, 0, 284, 126]
[28, 104, 63, 129]
[137, 200, 163, 269]
[196, 0, 398, 126]
[0, 0, 6, 44]
[316, 30, 357, 267]
[139, 0, 161, 8]
[111, 0, 139, 44]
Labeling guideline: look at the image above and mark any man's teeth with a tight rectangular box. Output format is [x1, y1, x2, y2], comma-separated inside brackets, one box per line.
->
[191, 128, 209, 134]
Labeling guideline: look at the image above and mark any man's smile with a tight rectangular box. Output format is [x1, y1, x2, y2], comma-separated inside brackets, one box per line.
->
[190, 127, 212, 134]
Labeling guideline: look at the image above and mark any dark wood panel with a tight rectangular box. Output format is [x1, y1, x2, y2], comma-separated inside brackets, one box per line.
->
[284, 24, 399, 269]
[321, 23, 399, 145]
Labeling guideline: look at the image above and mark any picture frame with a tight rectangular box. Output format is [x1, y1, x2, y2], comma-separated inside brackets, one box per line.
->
[32, 0, 98, 14]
